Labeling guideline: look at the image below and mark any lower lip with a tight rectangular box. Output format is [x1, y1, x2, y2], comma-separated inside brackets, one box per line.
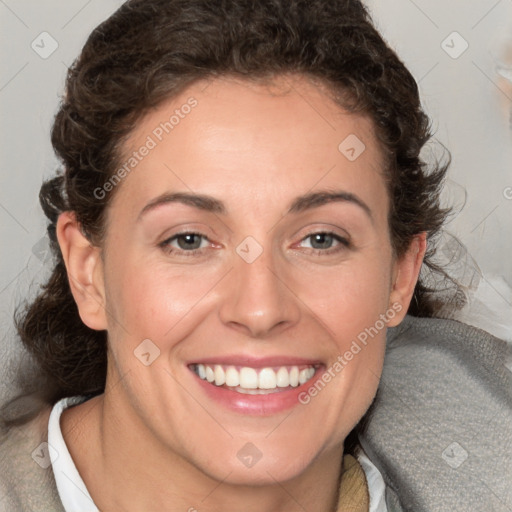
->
[191, 368, 324, 415]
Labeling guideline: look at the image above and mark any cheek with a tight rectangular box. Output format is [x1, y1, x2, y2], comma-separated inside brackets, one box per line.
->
[292, 249, 392, 394]
[103, 256, 223, 347]
[296, 253, 393, 330]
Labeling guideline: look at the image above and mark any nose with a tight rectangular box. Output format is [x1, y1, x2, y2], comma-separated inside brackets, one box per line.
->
[218, 245, 301, 339]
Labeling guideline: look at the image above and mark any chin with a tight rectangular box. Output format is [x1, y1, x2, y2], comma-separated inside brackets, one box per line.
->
[202, 454, 315, 487]
[185, 431, 330, 487]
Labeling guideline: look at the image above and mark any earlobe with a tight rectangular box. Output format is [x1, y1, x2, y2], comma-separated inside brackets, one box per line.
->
[56, 211, 108, 331]
[387, 232, 427, 327]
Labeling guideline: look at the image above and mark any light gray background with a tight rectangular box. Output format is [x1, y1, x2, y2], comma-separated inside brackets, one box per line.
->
[1, 0, 511, 371]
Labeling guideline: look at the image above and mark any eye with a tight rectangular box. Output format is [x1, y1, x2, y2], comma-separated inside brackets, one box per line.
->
[159, 232, 210, 256]
[298, 232, 350, 254]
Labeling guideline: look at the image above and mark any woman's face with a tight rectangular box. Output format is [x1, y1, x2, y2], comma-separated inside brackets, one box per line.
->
[87, 75, 415, 484]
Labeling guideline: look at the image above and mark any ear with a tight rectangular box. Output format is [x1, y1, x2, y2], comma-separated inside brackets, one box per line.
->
[56, 211, 108, 331]
[387, 232, 427, 327]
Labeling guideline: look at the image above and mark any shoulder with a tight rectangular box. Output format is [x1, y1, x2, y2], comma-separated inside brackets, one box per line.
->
[386, 314, 512, 380]
[361, 315, 512, 512]
[0, 400, 64, 512]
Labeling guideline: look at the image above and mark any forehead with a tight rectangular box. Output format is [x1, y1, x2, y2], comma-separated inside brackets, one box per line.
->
[109, 74, 388, 223]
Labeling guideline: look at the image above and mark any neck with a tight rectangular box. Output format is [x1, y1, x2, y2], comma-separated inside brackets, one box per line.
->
[62, 391, 344, 512]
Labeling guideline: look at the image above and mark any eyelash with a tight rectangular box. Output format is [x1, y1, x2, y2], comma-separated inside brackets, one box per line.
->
[159, 231, 350, 257]
[159, 232, 211, 258]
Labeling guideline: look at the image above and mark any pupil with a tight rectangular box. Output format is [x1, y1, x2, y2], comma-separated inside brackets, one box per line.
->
[312, 233, 332, 249]
[178, 234, 201, 250]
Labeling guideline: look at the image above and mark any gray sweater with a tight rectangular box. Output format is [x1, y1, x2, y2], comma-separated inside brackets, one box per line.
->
[1, 315, 511, 511]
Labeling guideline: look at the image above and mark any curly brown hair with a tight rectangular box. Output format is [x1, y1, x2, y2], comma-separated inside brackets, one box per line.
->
[13, 0, 450, 413]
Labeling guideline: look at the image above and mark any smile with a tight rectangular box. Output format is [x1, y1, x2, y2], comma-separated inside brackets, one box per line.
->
[191, 363, 318, 394]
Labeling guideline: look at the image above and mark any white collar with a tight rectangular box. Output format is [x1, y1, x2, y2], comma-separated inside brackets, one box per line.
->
[48, 396, 99, 512]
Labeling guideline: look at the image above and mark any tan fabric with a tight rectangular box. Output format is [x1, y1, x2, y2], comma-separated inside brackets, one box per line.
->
[336, 453, 370, 512]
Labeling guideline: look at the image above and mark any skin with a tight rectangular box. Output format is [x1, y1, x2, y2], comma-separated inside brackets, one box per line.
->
[57, 74, 426, 512]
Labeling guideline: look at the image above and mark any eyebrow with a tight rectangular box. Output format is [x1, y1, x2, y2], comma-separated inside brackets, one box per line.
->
[137, 189, 373, 221]
[288, 190, 373, 220]
[138, 192, 226, 220]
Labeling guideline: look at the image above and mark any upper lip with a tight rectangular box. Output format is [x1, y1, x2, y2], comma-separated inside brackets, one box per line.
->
[187, 355, 323, 368]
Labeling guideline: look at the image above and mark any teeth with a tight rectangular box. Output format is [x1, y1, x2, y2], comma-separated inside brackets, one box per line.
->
[193, 364, 317, 391]
[225, 366, 239, 387]
[205, 366, 215, 383]
[214, 365, 225, 386]
[258, 368, 277, 389]
[289, 366, 299, 387]
[276, 367, 290, 387]
[299, 368, 311, 385]
[239, 367, 258, 389]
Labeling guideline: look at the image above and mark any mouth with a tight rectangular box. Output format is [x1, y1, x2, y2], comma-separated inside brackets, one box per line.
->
[190, 363, 319, 395]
